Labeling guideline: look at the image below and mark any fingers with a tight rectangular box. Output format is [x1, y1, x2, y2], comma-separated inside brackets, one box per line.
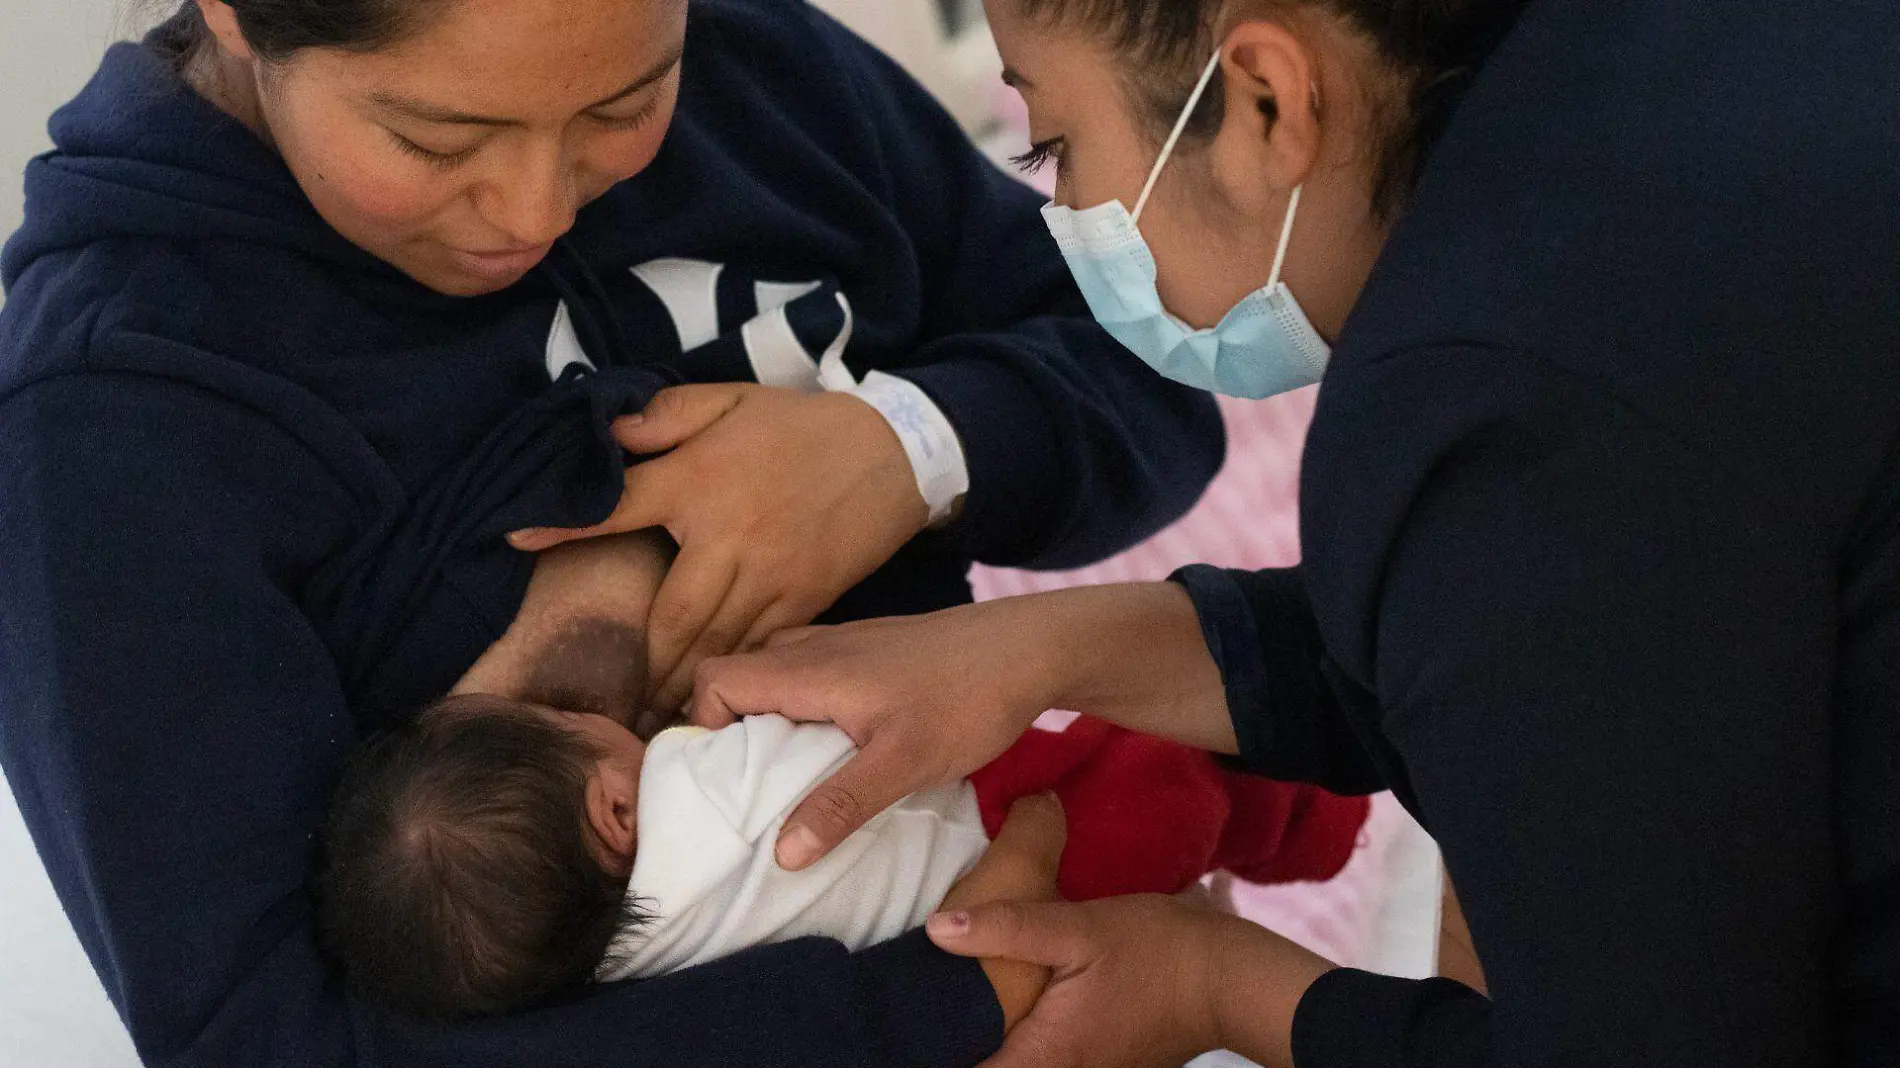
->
[643, 546, 738, 700]
[777, 740, 922, 871]
[649, 583, 780, 712]
[686, 644, 799, 728]
[762, 625, 824, 650]
[612, 384, 746, 455]
[735, 596, 826, 656]
[508, 455, 672, 552]
[926, 900, 1092, 968]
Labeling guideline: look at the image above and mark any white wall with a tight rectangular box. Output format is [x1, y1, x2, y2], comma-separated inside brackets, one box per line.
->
[0, 1, 137, 247]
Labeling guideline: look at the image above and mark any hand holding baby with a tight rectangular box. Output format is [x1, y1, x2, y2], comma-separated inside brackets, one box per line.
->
[690, 599, 1059, 871]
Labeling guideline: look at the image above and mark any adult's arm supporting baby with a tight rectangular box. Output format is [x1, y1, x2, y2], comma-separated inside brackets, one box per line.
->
[0, 375, 1002, 1068]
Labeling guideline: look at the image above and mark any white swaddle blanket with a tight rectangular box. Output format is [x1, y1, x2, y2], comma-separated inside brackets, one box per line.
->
[598, 715, 989, 981]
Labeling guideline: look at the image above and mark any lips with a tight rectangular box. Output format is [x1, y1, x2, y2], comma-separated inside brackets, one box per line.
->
[448, 242, 554, 278]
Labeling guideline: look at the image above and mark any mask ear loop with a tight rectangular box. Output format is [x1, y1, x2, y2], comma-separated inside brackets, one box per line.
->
[1266, 85, 1320, 289]
[1132, 51, 1224, 225]
[1266, 184, 1302, 289]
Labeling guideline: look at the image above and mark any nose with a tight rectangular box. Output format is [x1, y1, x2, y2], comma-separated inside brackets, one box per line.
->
[475, 141, 579, 248]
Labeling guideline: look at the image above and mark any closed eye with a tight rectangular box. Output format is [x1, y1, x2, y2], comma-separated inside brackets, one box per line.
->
[1010, 136, 1064, 176]
[589, 65, 677, 131]
[388, 130, 480, 169]
[590, 91, 665, 132]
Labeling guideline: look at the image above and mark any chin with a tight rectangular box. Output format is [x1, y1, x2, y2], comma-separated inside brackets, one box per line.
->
[403, 259, 531, 298]
[428, 273, 519, 297]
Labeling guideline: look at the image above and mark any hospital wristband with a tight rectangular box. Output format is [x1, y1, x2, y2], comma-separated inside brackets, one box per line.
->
[843, 370, 970, 527]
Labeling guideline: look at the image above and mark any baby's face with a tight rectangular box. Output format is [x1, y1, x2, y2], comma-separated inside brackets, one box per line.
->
[539, 706, 648, 873]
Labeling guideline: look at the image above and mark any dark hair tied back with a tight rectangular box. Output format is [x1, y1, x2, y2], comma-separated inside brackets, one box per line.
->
[1356, 0, 1531, 213]
[1021, 0, 1532, 216]
[153, 0, 421, 65]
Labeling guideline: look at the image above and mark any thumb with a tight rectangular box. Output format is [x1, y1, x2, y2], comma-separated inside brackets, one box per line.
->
[777, 741, 921, 872]
[927, 899, 1091, 968]
[613, 384, 745, 455]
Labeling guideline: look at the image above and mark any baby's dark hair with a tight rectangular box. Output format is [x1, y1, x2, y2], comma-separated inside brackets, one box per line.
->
[315, 693, 646, 1020]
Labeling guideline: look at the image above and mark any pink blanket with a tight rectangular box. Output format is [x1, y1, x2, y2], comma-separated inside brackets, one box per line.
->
[970, 387, 1399, 967]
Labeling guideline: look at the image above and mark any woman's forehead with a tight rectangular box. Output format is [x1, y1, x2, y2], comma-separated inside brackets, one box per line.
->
[322, 0, 688, 121]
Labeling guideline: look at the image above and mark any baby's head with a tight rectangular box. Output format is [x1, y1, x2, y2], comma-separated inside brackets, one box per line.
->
[316, 692, 650, 1019]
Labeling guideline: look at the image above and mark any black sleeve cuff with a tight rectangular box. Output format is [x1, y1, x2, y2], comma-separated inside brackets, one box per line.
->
[1170, 563, 1294, 776]
[1293, 969, 1496, 1068]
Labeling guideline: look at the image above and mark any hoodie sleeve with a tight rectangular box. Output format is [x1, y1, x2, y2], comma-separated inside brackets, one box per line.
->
[808, 7, 1225, 570]
[0, 372, 1000, 1068]
[1169, 564, 1389, 796]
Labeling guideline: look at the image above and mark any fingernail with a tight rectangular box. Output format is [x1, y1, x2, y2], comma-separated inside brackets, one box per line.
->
[507, 530, 546, 549]
[777, 825, 822, 871]
[927, 911, 970, 938]
[621, 413, 645, 427]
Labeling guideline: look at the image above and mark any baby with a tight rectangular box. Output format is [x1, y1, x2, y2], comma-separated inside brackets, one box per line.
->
[316, 532, 1369, 1020]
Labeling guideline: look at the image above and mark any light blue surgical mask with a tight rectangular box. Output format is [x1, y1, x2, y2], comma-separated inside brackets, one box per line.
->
[1042, 53, 1330, 399]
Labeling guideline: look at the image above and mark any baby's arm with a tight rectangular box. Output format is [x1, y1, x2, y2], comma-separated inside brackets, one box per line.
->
[938, 795, 1066, 1031]
[454, 529, 678, 734]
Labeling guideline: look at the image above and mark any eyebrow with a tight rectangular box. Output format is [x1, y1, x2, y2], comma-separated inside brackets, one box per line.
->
[370, 46, 686, 127]
[1001, 66, 1033, 90]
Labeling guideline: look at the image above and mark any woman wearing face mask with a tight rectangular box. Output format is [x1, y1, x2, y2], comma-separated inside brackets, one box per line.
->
[691, 1, 1900, 1066]
[0, 0, 1228, 1064]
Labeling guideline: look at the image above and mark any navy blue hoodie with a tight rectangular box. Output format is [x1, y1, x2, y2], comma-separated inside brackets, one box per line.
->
[0, 3, 1222, 1066]
[1175, 0, 1900, 1064]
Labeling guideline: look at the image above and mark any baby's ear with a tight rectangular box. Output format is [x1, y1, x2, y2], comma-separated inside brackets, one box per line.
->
[584, 772, 640, 869]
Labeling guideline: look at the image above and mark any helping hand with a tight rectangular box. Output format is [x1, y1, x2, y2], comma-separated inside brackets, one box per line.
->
[689, 600, 1058, 871]
[927, 894, 1336, 1068]
[508, 383, 930, 712]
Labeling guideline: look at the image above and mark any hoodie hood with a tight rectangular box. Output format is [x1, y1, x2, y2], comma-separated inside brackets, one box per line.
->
[2, 23, 386, 290]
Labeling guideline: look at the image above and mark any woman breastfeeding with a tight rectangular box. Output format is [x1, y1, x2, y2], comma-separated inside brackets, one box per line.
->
[0, 0, 1223, 1064]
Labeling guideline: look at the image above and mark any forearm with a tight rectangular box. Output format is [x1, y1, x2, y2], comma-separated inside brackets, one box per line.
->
[1211, 918, 1338, 1068]
[1010, 582, 1237, 754]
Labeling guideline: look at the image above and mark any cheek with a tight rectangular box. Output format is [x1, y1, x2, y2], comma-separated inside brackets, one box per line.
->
[578, 96, 678, 199]
[293, 136, 462, 237]
[267, 96, 463, 239]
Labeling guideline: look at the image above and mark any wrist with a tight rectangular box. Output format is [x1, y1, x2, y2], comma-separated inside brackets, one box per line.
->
[957, 594, 1077, 732]
[1028, 583, 1234, 751]
[842, 391, 933, 538]
[1210, 918, 1337, 1068]
[1046, 583, 1201, 709]
[841, 373, 968, 528]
